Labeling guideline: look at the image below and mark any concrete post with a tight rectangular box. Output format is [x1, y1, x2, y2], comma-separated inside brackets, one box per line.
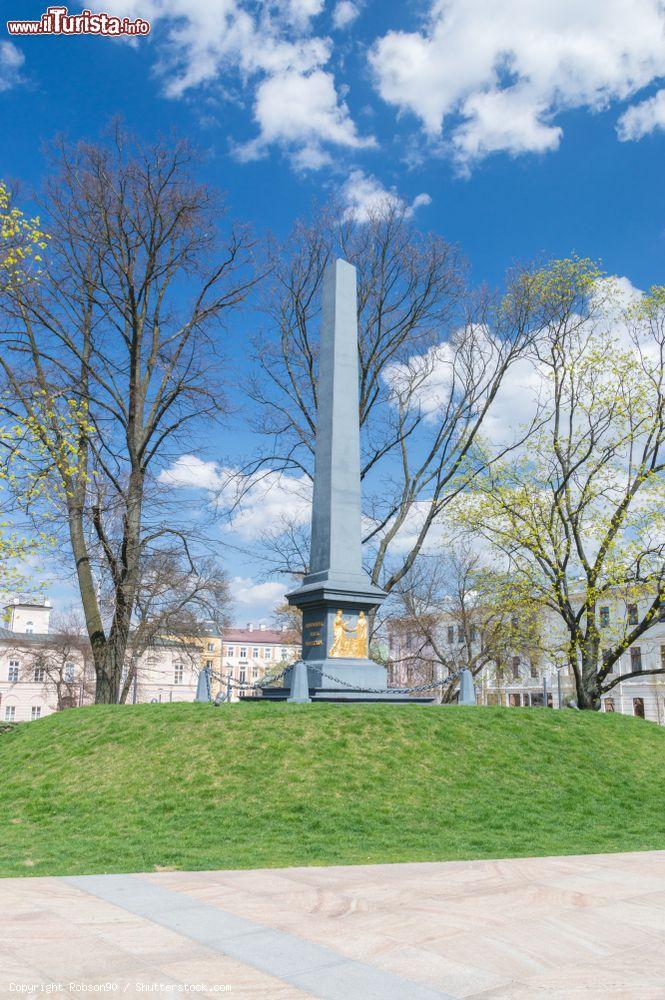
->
[287, 660, 312, 703]
[195, 667, 211, 702]
[458, 669, 477, 705]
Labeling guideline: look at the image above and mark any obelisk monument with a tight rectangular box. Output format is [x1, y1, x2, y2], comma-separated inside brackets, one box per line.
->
[284, 259, 394, 699]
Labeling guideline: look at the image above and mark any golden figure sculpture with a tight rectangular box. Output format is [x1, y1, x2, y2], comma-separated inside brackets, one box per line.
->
[329, 610, 368, 658]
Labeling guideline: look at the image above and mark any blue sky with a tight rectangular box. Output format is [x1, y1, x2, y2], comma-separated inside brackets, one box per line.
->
[2, 0, 665, 621]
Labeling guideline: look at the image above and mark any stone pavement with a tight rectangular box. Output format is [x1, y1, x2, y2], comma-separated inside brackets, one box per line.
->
[2, 852, 665, 999]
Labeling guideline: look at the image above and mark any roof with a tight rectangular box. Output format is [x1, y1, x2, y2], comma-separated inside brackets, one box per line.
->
[0, 629, 53, 645]
[223, 629, 298, 645]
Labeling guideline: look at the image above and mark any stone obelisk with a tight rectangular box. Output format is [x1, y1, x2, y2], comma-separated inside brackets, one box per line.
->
[284, 259, 392, 699]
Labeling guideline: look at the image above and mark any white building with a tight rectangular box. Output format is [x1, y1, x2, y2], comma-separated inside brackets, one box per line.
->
[0, 597, 89, 723]
[0, 600, 301, 719]
[388, 596, 665, 723]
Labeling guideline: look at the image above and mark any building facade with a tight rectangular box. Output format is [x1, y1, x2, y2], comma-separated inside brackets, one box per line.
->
[388, 597, 665, 724]
[0, 598, 91, 723]
[218, 625, 300, 700]
[0, 600, 300, 720]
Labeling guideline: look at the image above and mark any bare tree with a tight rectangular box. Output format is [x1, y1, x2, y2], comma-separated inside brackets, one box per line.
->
[245, 202, 547, 604]
[19, 613, 94, 710]
[389, 547, 543, 701]
[117, 550, 232, 703]
[0, 125, 256, 702]
[271, 599, 302, 646]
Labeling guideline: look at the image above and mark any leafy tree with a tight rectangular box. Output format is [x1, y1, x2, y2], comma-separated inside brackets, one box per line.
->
[459, 260, 665, 710]
[0, 181, 55, 592]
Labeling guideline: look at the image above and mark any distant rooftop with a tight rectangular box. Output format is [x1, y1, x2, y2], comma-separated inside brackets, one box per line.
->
[4, 594, 51, 608]
[224, 627, 297, 645]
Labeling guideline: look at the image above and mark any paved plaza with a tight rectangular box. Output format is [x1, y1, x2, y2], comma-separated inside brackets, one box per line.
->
[2, 852, 665, 999]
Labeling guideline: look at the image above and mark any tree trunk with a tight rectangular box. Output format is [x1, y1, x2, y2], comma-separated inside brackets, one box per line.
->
[67, 503, 117, 701]
[94, 632, 128, 704]
[572, 639, 603, 711]
[119, 660, 137, 704]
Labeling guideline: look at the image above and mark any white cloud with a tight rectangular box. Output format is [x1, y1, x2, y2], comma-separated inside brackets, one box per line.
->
[369, 0, 665, 167]
[236, 68, 374, 166]
[159, 456, 312, 541]
[225, 469, 312, 540]
[0, 42, 24, 92]
[617, 88, 665, 140]
[281, 0, 325, 29]
[158, 454, 224, 490]
[451, 89, 562, 164]
[231, 576, 286, 608]
[332, 1, 359, 30]
[384, 276, 650, 451]
[109, 0, 371, 168]
[340, 169, 431, 222]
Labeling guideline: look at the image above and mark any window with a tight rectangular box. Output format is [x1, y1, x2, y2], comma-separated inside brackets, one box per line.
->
[8, 661, 19, 683]
[512, 657, 520, 680]
[4, 705, 15, 722]
[630, 647, 643, 672]
[34, 666, 45, 683]
[661, 644, 665, 669]
[253, 647, 259, 658]
[281, 647, 288, 660]
[239, 666, 246, 684]
[63, 663, 76, 683]
[173, 663, 184, 685]
[457, 626, 464, 644]
[509, 692, 522, 706]
[207, 642, 214, 652]
[447, 626, 454, 643]
[226, 646, 234, 657]
[263, 647, 272, 659]
[252, 665, 259, 679]
[633, 697, 645, 719]
[31, 706, 41, 721]
[627, 604, 638, 625]
[240, 646, 247, 658]
[604, 698, 615, 713]
[530, 664, 538, 679]
[659, 604, 665, 623]
[25, 621, 34, 635]
[470, 625, 478, 643]
[599, 606, 610, 627]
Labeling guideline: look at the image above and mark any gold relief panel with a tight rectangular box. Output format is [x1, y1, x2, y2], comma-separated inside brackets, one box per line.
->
[328, 610, 368, 658]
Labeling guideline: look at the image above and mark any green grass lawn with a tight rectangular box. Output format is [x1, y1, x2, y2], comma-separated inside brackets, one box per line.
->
[1, 702, 664, 877]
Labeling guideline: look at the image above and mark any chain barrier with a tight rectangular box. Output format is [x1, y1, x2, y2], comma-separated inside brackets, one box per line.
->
[317, 667, 464, 695]
[209, 666, 291, 693]
[208, 663, 465, 698]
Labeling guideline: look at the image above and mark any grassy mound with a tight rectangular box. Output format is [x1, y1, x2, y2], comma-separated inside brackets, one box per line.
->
[1, 702, 664, 877]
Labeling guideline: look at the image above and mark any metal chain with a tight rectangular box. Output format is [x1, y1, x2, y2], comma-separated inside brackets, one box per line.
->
[318, 667, 464, 695]
[207, 664, 467, 697]
[209, 666, 291, 692]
